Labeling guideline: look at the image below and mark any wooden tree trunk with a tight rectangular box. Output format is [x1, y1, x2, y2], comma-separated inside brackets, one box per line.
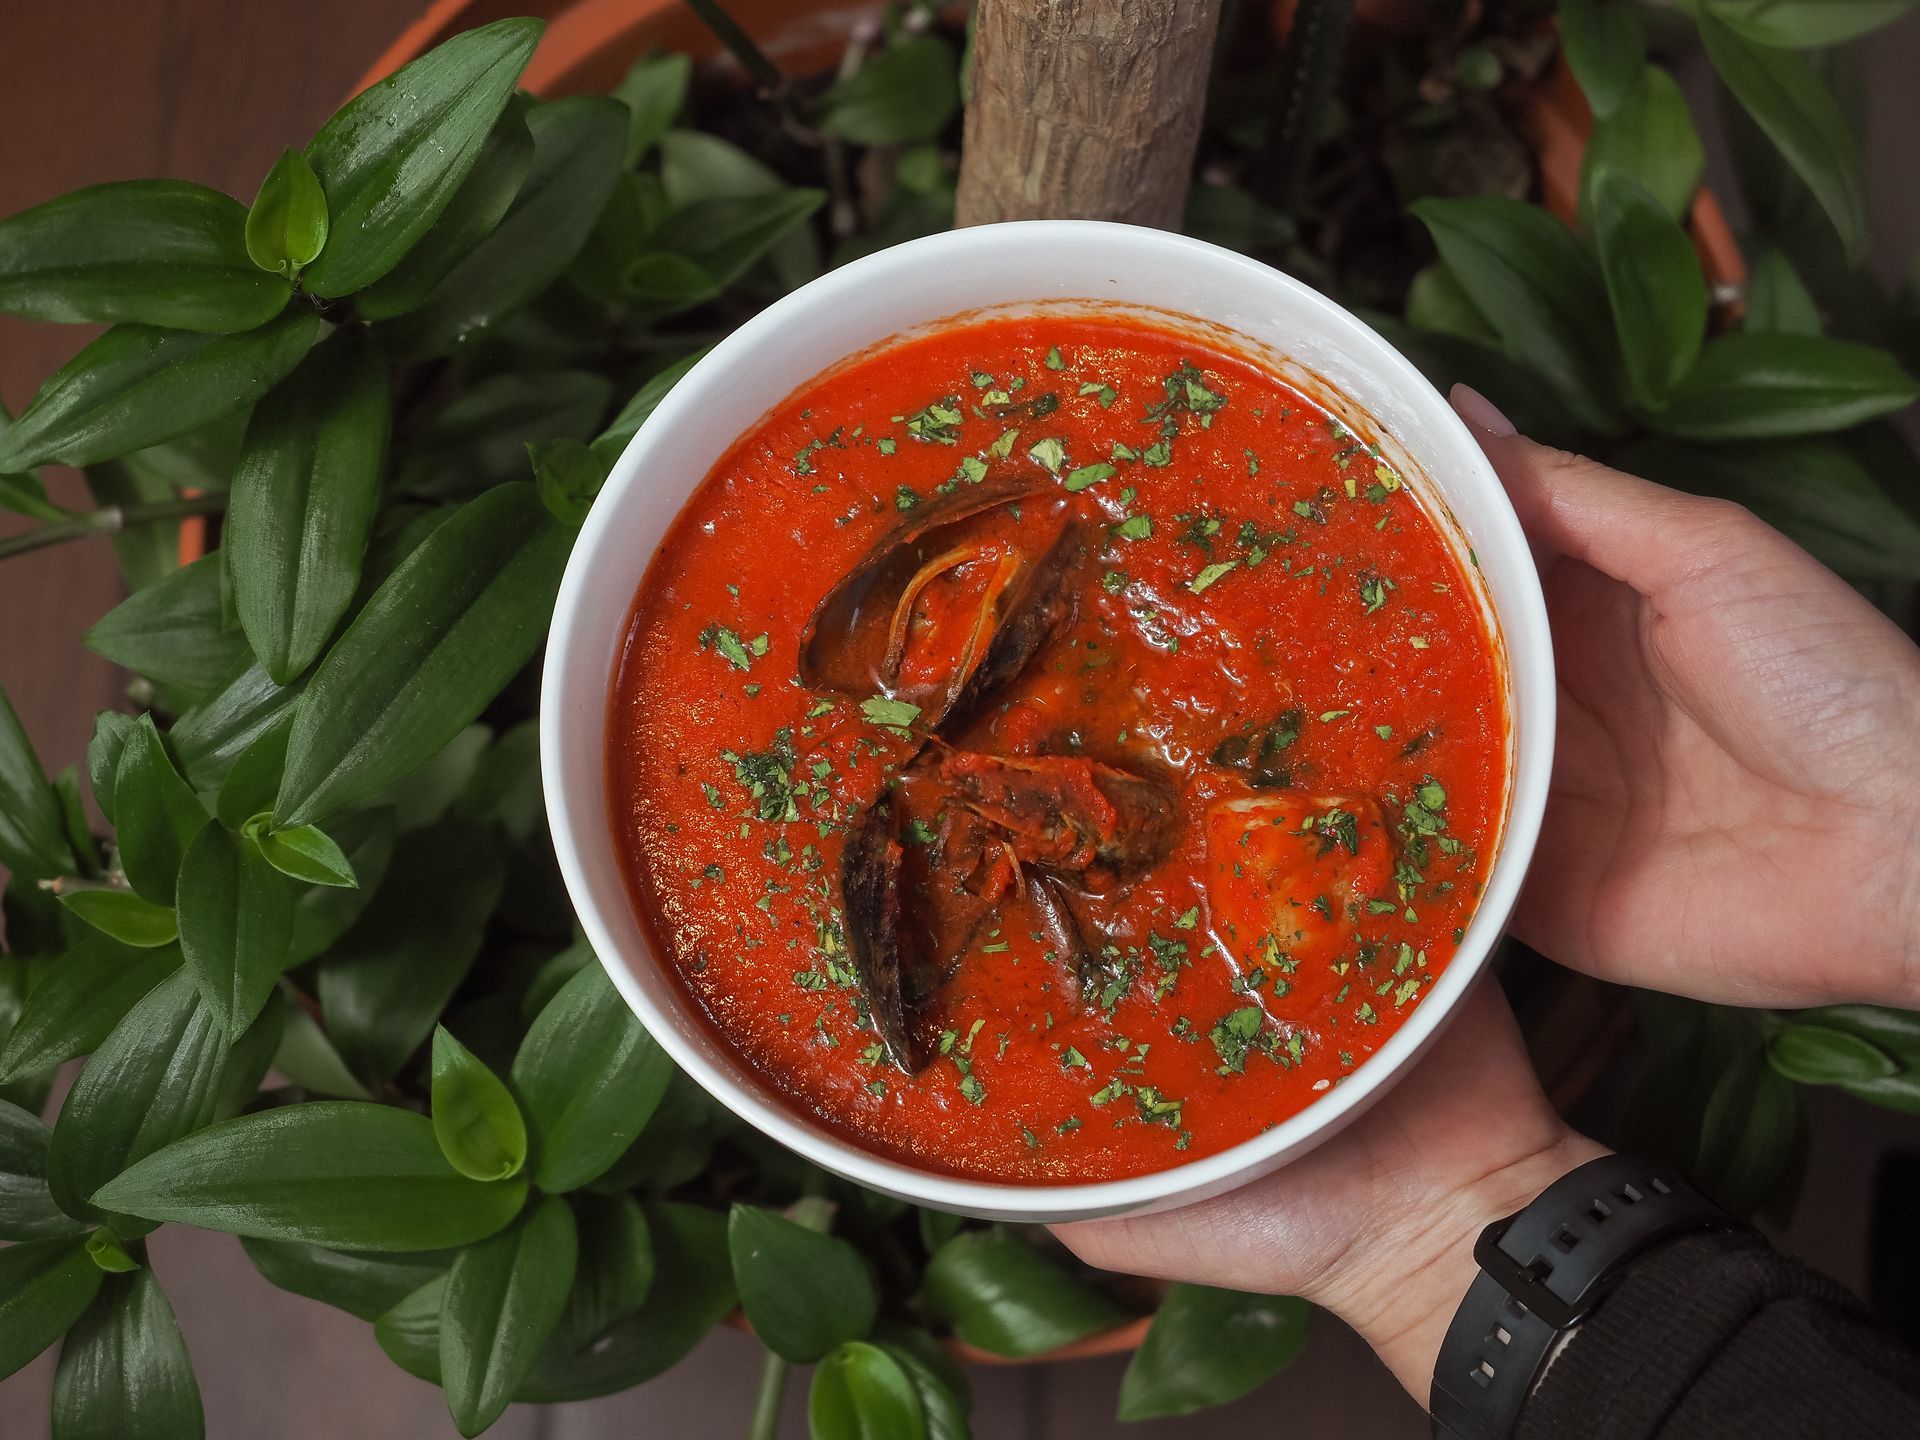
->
[955, 0, 1225, 230]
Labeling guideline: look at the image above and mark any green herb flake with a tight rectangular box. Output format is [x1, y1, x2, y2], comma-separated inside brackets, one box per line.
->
[1063, 461, 1116, 492]
[1028, 436, 1067, 474]
[699, 623, 753, 671]
[1045, 346, 1064, 370]
[1115, 515, 1153, 541]
[859, 696, 922, 732]
[1188, 560, 1238, 594]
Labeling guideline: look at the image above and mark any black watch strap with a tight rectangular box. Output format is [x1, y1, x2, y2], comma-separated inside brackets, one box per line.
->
[1430, 1153, 1737, 1440]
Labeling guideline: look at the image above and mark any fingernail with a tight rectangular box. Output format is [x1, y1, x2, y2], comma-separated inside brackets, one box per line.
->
[1450, 384, 1516, 438]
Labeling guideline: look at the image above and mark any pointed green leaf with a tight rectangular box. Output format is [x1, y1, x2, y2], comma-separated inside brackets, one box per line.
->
[46, 969, 229, 1231]
[0, 312, 320, 473]
[1703, 0, 1920, 48]
[871, 1324, 970, 1440]
[0, 682, 78, 880]
[246, 148, 329, 280]
[1410, 197, 1620, 432]
[1746, 247, 1822, 336]
[176, 823, 295, 1040]
[316, 822, 502, 1082]
[442, 1194, 578, 1437]
[87, 713, 137, 828]
[1119, 1285, 1309, 1419]
[0, 179, 288, 332]
[0, 1098, 86, 1239]
[275, 483, 569, 827]
[250, 822, 356, 887]
[394, 368, 611, 501]
[511, 959, 671, 1193]
[1648, 334, 1918, 440]
[1768, 1024, 1901, 1085]
[1581, 66, 1704, 223]
[52, 1268, 204, 1440]
[92, 1102, 527, 1250]
[729, 1203, 877, 1362]
[1698, 11, 1868, 265]
[240, 1234, 452, 1321]
[171, 662, 303, 792]
[431, 1025, 526, 1182]
[819, 36, 960, 145]
[0, 1237, 101, 1382]
[301, 18, 544, 297]
[921, 1227, 1127, 1357]
[268, 1003, 371, 1100]
[809, 1342, 927, 1440]
[58, 892, 179, 949]
[528, 436, 609, 525]
[1557, 0, 1646, 119]
[0, 468, 64, 522]
[83, 554, 250, 698]
[1590, 169, 1708, 406]
[214, 727, 289, 831]
[376, 97, 628, 357]
[287, 807, 394, 964]
[552, 1194, 653, 1350]
[228, 331, 390, 684]
[631, 188, 824, 315]
[613, 53, 691, 165]
[112, 716, 208, 906]
[355, 99, 537, 323]
[0, 937, 182, 1084]
[594, 350, 705, 457]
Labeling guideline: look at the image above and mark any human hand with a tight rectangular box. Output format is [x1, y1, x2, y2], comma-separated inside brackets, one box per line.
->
[1057, 981, 1604, 1397]
[1452, 386, 1920, 1011]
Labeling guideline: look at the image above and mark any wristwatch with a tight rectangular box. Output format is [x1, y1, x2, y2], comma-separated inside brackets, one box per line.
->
[1430, 1153, 1738, 1440]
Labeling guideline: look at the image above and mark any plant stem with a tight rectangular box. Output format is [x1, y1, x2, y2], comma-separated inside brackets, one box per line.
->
[683, 0, 787, 94]
[744, 1346, 791, 1440]
[0, 493, 226, 563]
[1262, 0, 1356, 215]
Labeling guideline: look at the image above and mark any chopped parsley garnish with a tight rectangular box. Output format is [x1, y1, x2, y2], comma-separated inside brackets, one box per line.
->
[1063, 461, 1116, 492]
[860, 696, 921, 733]
[1028, 436, 1066, 474]
[1188, 560, 1238, 594]
[903, 399, 963, 445]
[1114, 515, 1153, 541]
[1210, 1005, 1266, 1075]
[698, 623, 755, 671]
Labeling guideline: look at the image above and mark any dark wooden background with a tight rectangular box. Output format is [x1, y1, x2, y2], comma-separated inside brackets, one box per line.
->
[3, 3, 1916, 1436]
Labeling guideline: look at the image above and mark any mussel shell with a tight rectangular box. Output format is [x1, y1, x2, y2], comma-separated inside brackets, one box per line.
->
[840, 792, 918, 1071]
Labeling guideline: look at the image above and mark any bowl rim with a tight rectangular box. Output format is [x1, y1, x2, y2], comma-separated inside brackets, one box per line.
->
[542, 218, 1555, 1220]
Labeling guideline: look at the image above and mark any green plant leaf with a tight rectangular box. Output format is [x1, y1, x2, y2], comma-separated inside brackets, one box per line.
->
[82, 555, 249, 699]
[1557, 0, 1646, 118]
[820, 36, 959, 145]
[1792, 1004, 1920, 1064]
[0, 179, 288, 332]
[1768, 1024, 1901, 1085]
[613, 53, 692, 165]
[93, 1101, 527, 1250]
[0, 937, 181, 1084]
[729, 1203, 878, 1363]
[1118, 1285, 1309, 1419]
[1589, 169, 1708, 407]
[354, 98, 538, 323]
[511, 958, 672, 1193]
[1694, 1041, 1804, 1218]
[46, 969, 229, 1232]
[214, 984, 286, 1122]
[378, 97, 628, 358]
[0, 1236, 101, 1382]
[301, 18, 543, 297]
[921, 1227, 1128, 1358]
[552, 1193, 653, 1350]
[1581, 66, 1704, 223]
[172, 663, 303, 793]
[0, 312, 320, 473]
[275, 482, 569, 827]
[629, 189, 826, 318]
[1698, 11, 1868, 265]
[287, 807, 395, 964]
[871, 1324, 970, 1440]
[250, 822, 356, 887]
[442, 1193, 578, 1437]
[1746, 247, 1822, 336]
[86, 712, 137, 828]
[316, 821, 503, 1082]
[228, 331, 391, 685]
[1404, 264, 1498, 345]
[240, 1234, 451, 1320]
[58, 892, 179, 949]
[1409, 197, 1620, 433]
[268, 1002, 371, 1100]
[0, 1098, 86, 1239]
[451, 720, 544, 843]
[113, 715, 208, 907]
[215, 725, 290, 831]
[0, 682, 77, 881]
[529, 436, 610, 525]
[1646, 333, 1918, 440]
[51, 1268, 204, 1440]
[432, 1025, 527, 1182]
[176, 822, 295, 1041]
[656, 131, 820, 291]
[246, 148, 330, 279]
[0, 467, 64, 522]
[810, 1341, 928, 1440]
[395, 369, 611, 500]
[374, 1272, 450, 1381]
[1704, 0, 1920, 48]
[595, 351, 706, 458]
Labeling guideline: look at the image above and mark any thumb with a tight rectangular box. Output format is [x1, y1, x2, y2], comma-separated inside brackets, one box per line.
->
[1448, 385, 1772, 599]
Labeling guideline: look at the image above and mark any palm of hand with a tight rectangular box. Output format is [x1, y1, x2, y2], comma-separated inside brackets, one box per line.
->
[1520, 503, 1920, 1009]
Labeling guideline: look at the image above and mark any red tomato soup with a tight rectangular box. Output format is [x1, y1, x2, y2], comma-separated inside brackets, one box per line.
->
[608, 312, 1507, 1184]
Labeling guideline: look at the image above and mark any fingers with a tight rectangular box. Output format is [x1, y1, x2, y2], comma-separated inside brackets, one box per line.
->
[1448, 385, 1768, 599]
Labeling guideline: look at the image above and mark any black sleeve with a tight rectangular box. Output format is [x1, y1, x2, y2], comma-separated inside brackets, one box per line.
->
[1516, 1230, 1920, 1440]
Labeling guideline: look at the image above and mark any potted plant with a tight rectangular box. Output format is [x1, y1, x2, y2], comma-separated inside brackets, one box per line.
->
[1, 2, 1917, 1437]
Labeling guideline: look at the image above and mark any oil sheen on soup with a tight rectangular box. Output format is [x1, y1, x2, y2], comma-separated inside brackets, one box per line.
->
[609, 312, 1507, 1184]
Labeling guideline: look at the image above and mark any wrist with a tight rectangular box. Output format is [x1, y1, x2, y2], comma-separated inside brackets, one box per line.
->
[1313, 1129, 1609, 1397]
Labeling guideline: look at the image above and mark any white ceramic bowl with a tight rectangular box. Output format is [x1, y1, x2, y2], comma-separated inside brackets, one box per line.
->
[542, 220, 1553, 1223]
